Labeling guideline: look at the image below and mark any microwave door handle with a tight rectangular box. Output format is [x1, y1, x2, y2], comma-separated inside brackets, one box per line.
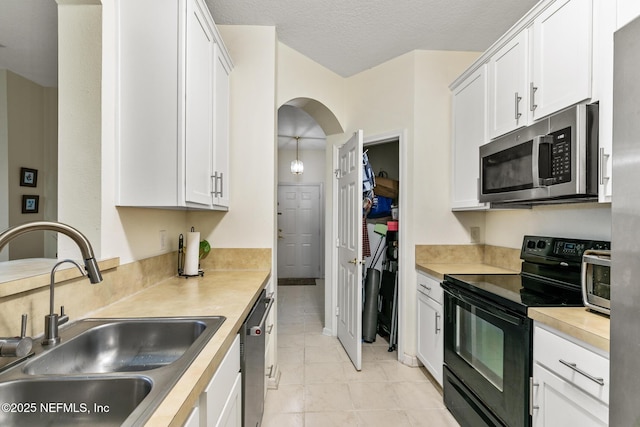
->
[531, 136, 542, 188]
[531, 135, 553, 188]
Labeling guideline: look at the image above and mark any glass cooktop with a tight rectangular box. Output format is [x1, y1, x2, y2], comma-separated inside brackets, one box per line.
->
[443, 273, 584, 315]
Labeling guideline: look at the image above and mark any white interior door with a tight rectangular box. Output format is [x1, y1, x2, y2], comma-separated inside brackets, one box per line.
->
[336, 130, 363, 371]
[277, 184, 322, 278]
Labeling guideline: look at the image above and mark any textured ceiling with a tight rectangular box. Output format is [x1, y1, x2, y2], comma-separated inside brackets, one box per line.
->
[0, 0, 57, 88]
[208, 0, 539, 77]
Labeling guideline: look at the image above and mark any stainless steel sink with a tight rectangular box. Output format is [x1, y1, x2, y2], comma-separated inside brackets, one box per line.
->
[0, 316, 225, 426]
[23, 318, 219, 374]
[0, 377, 152, 427]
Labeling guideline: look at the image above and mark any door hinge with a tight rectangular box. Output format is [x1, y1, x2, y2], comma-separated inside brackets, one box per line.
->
[336, 238, 340, 247]
[335, 306, 340, 317]
[334, 169, 341, 179]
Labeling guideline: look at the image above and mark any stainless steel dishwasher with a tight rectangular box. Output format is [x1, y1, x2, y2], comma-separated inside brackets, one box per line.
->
[240, 289, 274, 427]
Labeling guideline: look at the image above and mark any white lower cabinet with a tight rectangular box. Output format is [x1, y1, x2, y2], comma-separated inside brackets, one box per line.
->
[184, 406, 200, 427]
[184, 334, 241, 427]
[532, 323, 609, 427]
[416, 272, 443, 386]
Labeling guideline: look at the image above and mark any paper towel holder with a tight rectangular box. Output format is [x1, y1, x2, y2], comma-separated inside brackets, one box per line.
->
[177, 228, 205, 278]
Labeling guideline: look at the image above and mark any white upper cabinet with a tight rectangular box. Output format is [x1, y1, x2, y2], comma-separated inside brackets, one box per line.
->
[213, 44, 231, 208]
[451, 65, 489, 211]
[487, 0, 593, 140]
[116, 0, 232, 210]
[530, 0, 593, 120]
[185, 0, 216, 207]
[488, 31, 530, 139]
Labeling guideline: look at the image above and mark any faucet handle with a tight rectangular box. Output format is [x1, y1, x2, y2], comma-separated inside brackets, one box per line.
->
[58, 306, 69, 326]
[20, 314, 28, 338]
[0, 314, 33, 358]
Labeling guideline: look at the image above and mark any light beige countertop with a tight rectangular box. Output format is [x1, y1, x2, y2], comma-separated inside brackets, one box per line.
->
[89, 269, 270, 426]
[529, 307, 610, 353]
[416, 262, 518, 280]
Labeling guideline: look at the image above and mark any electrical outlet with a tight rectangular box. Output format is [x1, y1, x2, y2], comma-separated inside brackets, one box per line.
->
[159, 230, 167, 251]
[470, 226, 481, 243]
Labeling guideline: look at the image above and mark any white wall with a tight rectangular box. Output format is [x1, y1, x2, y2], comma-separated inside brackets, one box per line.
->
[57, 0, 103, 261]
[485, 203, 612, 248]
[412, 51, 485, 246]
[277, 149, 325, 184]
[277, 43, 346, 117]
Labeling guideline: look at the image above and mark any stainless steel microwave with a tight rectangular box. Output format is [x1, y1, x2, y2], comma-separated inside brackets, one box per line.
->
[479, 103, 599, 205]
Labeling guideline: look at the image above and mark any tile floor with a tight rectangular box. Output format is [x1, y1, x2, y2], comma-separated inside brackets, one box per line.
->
[263, 282, 460, 427]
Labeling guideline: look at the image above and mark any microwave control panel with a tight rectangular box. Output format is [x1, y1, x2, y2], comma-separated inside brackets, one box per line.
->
[548, 126, 572, 184]
[521, 235, 610, 264]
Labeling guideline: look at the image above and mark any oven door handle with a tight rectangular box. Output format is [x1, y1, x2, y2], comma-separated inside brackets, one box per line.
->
[444, 288, 523, 326]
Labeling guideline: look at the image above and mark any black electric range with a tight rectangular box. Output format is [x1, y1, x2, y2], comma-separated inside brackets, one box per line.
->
[441, 235, 610, 427]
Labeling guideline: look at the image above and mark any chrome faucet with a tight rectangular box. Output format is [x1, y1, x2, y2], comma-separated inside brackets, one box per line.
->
[0, 221, 103, 346]
[42, 259, 85, 345]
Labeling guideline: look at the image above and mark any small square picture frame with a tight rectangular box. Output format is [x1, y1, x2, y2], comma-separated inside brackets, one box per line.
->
[22, 195, 40, 214]
[20, 167, 38, 187]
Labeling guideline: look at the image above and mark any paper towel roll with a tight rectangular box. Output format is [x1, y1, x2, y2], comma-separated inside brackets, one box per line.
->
[184, 231, 200, 276]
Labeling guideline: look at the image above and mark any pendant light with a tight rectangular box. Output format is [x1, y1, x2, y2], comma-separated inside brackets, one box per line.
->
[290, 136, 304, 175]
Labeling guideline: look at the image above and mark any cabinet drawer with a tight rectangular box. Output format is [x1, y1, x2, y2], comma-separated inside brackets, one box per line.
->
[534, 325, 609, 404]
[201, 335, 241, 426]
[417, 272, 443, 304]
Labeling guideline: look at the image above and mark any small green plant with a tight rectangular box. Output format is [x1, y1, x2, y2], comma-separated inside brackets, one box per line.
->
[199, 240, 211, 259]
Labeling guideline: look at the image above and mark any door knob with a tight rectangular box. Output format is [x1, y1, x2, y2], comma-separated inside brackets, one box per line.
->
[349, 258, 358, 264]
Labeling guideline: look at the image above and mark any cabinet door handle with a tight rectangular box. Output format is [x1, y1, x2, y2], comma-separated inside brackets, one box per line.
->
[599, 148, 610, 185]
[559, 359, 605, 385]
[515, 92, 522, 119]
[530, 377, 539, 415]
[420, 283, 431, 292]
[435, 312, 441, 334]
[217, 172, 224, 198]
[211, 173, 218, 197]
[530, 82, 538, 111]
[266, 364, 274, 378]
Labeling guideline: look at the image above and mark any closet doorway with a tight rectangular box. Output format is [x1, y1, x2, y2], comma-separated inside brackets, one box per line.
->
[362, 135, 400, 352]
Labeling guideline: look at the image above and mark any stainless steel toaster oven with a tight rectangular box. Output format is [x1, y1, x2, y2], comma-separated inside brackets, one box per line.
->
[582, 249, 611, 315]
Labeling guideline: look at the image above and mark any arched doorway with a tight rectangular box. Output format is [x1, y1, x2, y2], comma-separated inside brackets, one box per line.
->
[275, 98, 343, 330]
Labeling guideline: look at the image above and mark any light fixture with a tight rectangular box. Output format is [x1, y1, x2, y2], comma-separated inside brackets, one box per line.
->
[290, 136, 304, 175]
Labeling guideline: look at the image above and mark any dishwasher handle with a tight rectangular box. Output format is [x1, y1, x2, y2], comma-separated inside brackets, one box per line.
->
[249, 296, 275, 336]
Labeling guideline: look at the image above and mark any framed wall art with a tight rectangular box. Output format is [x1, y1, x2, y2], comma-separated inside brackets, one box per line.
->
[20, 167, 38, 187]
[22, 195, 40, 214]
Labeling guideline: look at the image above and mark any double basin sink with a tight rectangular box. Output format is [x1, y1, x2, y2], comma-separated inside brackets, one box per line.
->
[0, 316, 225, 426]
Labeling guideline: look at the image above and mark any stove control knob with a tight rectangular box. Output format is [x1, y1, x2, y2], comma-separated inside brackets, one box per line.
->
[527, 240, 536, 249]
[537, 240, 547, 249]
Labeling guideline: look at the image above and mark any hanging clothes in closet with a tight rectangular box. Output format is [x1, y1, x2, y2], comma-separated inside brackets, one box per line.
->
[362, 151, 375, 257]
